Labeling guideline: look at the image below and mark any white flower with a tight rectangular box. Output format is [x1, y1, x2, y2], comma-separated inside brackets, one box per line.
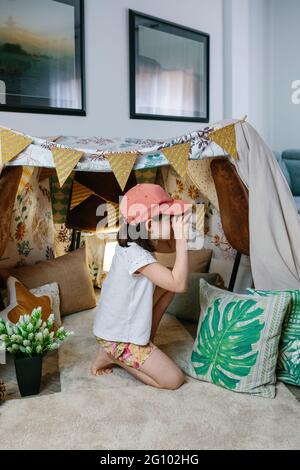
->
[43, 328, 49, 338]
[12, 344, 19, 352]
[35, 332, 43, 342]
[27, 323, 33, 331]
[25, 346, 32, 354]
[36, 345, 42, 354]
[23, 340, 30, 347]
[28, 333, 34, 341]
[6, 325, 13, 336]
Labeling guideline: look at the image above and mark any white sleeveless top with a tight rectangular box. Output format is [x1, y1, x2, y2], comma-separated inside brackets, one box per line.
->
[93, 242, 158, 345]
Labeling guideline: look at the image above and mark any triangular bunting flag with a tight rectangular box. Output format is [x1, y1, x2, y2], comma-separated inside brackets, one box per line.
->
[50, 145, 83, 187]
[17, 166, 34, 196]
[70, 180, 94, 210]
[106, 152, 138, 191]
[187, 160, 219, 210]
[161, 142, 190, 178]
[0, 127, 33, 164]
[209, 123, 238, 159]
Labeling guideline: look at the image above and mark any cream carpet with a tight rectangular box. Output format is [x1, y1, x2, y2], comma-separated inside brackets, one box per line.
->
[0, 307, 299, 450]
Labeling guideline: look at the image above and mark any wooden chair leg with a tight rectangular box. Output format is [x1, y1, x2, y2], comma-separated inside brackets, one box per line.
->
[70, 229, 77, 251]
[228, 252, 242, 292]
[75, 231, 82, 249]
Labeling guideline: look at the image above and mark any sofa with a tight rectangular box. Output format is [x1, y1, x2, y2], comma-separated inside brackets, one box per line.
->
[274, 149, 300, 212]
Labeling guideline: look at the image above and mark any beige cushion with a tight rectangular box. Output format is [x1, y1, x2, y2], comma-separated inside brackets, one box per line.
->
[155, 249, 212, 273]
[0, 247, 96, 316]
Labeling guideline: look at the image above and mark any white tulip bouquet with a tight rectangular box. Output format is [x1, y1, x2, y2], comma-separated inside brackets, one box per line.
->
[0, 307, 72, 357]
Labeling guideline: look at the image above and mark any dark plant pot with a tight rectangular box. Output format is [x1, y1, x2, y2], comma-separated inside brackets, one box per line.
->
[14, 355, 43, 397]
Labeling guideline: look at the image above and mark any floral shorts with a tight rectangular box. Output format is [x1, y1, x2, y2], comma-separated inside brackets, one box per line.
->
[96, 337, 157, 369]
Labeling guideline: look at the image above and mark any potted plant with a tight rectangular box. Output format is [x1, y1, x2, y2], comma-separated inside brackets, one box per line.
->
[0, 307, 72, 397]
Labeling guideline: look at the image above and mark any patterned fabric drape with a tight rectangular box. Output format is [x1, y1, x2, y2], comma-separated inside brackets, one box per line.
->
[0, 168, 55, 269]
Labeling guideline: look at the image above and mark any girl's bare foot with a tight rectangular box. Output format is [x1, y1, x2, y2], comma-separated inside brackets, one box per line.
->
[91, 347, 115, 376]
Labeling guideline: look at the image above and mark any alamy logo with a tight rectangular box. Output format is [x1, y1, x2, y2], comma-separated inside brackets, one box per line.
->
[291, 80, 300, 104]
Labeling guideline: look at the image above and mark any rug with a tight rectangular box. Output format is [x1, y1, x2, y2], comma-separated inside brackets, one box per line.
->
[0, 307, 299, 450]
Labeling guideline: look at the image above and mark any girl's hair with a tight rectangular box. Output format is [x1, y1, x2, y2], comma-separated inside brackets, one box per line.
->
[117, 214, 163, 252]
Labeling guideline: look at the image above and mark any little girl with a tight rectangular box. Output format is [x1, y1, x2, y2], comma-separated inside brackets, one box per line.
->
[92, 183, 191, 390]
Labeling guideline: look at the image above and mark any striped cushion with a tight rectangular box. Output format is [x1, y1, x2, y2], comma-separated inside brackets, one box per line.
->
[247, 288, 300, 387]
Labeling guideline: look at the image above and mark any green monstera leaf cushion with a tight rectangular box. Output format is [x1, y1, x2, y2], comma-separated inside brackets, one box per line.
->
[247, 288, 300, 387]
[184, 280, 291, 398]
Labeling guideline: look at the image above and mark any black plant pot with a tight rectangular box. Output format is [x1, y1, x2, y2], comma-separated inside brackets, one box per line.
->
[14, 355, 43, 397]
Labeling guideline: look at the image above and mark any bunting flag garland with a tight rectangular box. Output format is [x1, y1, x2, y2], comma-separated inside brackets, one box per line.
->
[70, 180, 94, 210]
[106, 152, 139, 191]
[161, 142, 190, 178]
[0, 127, 33, 165]
[208, 123, 239, 160]
[17, 166, 34, 196]
[50, 145, 83, 187]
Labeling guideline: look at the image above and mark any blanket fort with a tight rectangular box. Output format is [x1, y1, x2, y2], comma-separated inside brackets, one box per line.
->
[1, 117, 300, 291]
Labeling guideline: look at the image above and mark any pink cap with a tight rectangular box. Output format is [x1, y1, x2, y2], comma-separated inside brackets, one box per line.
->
[120, 183, 191, 225]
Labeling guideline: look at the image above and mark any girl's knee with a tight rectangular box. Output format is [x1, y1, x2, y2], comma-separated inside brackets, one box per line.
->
[160, 370, 185, 390]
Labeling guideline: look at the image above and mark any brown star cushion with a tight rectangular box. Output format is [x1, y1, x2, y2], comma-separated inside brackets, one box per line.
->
[0, 277, 51, 324]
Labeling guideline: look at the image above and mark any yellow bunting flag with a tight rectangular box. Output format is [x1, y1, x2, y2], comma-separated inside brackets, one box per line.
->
[106, 152, 138, 191]
[106, 200, 120, 228]
[70, 180, 94, 210]
[17, 166, 34, 196]
[50, 146, 83, 187]
[0, 127, 33, 165]
[195, 203, 205, 234]
[209, 123, 238, 160]
[187, 159, 219, 210]
[161, 142, 190, 178]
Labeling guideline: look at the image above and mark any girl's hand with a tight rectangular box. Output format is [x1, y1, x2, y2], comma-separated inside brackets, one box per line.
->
[171, 212, 192, 240]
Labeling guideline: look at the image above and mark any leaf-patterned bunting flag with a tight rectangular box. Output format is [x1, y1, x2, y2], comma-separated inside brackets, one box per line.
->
[208, 123, 239, 160]
[161, 142, 190, 178]
[50, 145, 83, 187]
[17, 166, 34, 196]
[106, 152, 138, 191]
[0, 127, 33, 165]
[70, 180, 94, 210]
[187, 159, 219, 210]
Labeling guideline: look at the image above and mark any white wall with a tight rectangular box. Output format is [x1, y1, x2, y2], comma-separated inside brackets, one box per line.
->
[0, 0, 224, 139]
[248, 0, 270, 144]
[269, 0, 300, 150]
[223, 0, 271, 144]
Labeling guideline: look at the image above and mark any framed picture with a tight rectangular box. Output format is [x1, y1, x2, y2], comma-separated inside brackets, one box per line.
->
[0, 0, 85, 115]
[129, 10, 209, 123]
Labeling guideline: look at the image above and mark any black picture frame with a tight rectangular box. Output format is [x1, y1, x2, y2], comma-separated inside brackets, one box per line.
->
[129, 9, 209, 123]
[0, 0, 86, 116]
